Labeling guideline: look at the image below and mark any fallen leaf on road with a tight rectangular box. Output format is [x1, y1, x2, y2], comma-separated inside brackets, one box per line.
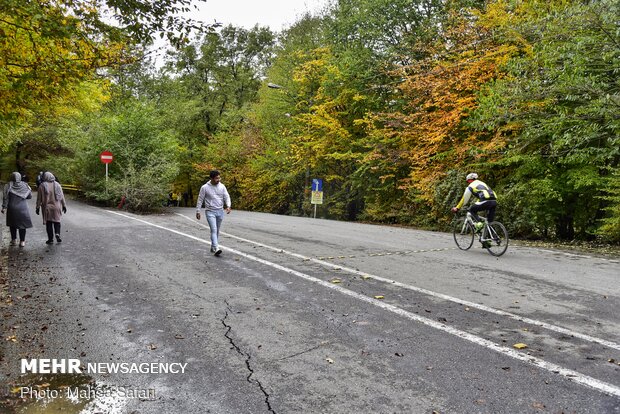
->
[395, 352, 404, 357]
[5, 335, 16, 342]
[148, 344, 157, 350]
[374, 295, 384, 300]
[325, 358, 334, 364]
[330, 279, 342, 284]
[513, 343, 528, 349]
[361, 275, 371, 280]
[174, 334, 184, 339]
[532, 402, 545, 410]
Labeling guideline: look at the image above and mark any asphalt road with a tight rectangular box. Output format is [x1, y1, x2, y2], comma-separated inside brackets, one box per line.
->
[1, 199, 619, 413]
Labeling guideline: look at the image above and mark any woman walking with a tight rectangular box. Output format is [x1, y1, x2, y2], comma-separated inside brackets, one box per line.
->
[36, 172, 67, 244]
[1, 172, 34, 247]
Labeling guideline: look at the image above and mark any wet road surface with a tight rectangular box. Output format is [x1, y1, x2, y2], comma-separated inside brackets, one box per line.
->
[1, 200, 619, 413]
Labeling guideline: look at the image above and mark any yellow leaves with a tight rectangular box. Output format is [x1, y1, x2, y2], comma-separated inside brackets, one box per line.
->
[607, 358, 620, 365]
[374, 295, 385, 300]
[360, 13, 519, 205]
[513, 343, 528, 349]
[0, 3, 127, 126]
[291, 47, 333, 90]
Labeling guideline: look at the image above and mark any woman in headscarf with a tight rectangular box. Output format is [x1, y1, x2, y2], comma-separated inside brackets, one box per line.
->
[36, 172, 67, 244]
[1, 172, 33, 247]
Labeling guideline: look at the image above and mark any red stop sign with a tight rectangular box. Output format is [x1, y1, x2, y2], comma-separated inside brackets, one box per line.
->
[100, 151, 113, 164]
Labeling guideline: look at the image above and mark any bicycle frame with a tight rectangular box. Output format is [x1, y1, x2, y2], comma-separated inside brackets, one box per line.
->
[464, 212, 485, 235]
[458, 211, 508, 256]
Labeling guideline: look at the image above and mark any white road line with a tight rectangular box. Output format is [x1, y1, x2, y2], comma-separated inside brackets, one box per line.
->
[176, 213, 620, 352]
[108, 210, 620, 398]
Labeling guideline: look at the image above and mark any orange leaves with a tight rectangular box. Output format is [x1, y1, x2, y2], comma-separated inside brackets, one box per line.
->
[363, 12, 516, 202]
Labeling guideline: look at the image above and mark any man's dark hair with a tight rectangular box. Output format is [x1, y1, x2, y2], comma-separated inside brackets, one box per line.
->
[209, 170, 220, 179]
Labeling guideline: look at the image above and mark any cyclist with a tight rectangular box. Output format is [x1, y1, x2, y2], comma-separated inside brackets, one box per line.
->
[451, 173, 497, 234]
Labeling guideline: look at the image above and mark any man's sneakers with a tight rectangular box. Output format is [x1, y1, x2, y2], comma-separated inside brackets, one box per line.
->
[211, 246, 222, 256]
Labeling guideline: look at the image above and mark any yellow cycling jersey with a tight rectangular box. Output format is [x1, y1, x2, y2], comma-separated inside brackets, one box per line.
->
[456, 180, 496, 209]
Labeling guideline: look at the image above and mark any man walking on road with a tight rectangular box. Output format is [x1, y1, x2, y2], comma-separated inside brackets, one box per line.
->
[196, 170, 231, 256]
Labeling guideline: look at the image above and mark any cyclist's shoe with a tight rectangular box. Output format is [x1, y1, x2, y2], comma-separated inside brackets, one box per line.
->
[481, 241, 492, 248]
[474, 222, 484, 233]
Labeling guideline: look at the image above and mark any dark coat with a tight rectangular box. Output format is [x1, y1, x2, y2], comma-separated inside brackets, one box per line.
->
[3, 191, 33, 229]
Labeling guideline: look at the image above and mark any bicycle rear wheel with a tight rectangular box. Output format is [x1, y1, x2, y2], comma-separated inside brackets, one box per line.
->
[453, 218, 474, 250]
[484, 222, 509, 256]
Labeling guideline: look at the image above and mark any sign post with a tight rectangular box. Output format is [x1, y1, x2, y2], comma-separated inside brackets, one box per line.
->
[310, 178, 323, 218]
[100, 151, 113, 194]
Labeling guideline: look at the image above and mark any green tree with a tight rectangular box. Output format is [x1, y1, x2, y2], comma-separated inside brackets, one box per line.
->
[167, 25, 276, 135]
[471, 0, 620, 240]
[0, 0, 209, 149]
[53, 101, 179, 211]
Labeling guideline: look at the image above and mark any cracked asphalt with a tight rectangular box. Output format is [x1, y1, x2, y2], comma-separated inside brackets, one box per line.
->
[1, 199, 619, 413]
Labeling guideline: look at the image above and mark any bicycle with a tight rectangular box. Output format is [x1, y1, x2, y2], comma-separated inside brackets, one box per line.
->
[453, 211, 509, 256]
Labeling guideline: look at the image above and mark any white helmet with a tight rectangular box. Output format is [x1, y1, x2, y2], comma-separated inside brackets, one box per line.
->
[466, 173, 478, 181]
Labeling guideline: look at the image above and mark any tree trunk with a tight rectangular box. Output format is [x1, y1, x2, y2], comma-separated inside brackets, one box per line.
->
[555, 214, 575, 240]
[15, 142, 25, 174]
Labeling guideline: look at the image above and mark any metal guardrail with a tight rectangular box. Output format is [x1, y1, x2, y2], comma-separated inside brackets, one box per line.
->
[61, 184, 81, 193]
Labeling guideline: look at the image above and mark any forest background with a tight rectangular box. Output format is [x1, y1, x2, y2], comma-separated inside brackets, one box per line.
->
[1, 0, 619, 242]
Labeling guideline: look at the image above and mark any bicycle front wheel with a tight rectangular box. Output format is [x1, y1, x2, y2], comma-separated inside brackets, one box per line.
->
[453, 218, 474, 250]
[485, 222, 509, 256]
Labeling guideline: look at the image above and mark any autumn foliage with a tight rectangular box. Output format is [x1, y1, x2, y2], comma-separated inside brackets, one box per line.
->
[2, 0, 619, 242]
